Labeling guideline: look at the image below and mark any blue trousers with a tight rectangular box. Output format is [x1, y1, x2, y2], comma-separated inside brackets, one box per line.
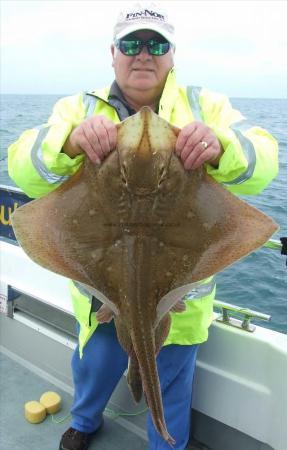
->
[70, 321, 199, 450]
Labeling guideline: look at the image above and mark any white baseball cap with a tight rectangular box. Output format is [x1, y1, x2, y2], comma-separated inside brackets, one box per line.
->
[113, 1, 175, 45]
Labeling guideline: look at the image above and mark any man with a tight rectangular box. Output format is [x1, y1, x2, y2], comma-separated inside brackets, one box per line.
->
[8, 2, 278, 450]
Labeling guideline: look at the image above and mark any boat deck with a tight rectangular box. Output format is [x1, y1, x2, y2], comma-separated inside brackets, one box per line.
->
[0, 351, 205, 450]
[0, 350, 147, 450]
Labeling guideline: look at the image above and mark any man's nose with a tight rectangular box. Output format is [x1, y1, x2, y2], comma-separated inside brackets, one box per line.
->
[136, 45, 152, 61]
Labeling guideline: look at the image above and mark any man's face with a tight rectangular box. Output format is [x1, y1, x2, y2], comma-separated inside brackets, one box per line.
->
[111, 30, 174, 95]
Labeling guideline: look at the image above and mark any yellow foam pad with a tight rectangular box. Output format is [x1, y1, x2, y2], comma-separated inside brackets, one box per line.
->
[39, 391, 61, 414]
[25, 401, 46, 424]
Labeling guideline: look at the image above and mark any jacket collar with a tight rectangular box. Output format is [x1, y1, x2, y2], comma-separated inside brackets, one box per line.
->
[108, 80, 136, 120]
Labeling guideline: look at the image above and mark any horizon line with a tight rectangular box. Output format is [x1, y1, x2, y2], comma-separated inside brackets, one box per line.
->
[1, 93, 287, 101]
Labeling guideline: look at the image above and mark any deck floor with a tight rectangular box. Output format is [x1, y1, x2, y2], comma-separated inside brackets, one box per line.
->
[0, 351, 148, 450]
[0, 351, 205, 450]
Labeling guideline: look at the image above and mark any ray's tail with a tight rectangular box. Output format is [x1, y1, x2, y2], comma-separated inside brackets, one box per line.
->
[120, 233, 175, 446]
[131, 324, 175, 447]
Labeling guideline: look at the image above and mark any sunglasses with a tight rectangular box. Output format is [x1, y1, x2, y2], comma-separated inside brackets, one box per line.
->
[114, 38, 171, 56]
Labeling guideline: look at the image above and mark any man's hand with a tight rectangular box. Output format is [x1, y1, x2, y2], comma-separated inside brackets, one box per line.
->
[96, 304, 114, 324]
[175, 122, 223, 170]
[63, 116, 117, 164]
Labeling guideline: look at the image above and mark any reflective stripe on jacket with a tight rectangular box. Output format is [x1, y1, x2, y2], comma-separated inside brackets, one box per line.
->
[8, 68, 278, 357]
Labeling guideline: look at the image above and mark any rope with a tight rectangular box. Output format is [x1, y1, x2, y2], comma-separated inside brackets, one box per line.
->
[104, 406, 148, 420]
[51, 406, 148, 424]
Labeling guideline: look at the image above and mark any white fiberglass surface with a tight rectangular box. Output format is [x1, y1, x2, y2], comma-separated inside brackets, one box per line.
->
[193, 320, 287, 450]
[0, 239, 72, 314]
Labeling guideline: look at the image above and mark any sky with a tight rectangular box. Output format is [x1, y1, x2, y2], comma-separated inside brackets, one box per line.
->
[1, 0, 287, 98]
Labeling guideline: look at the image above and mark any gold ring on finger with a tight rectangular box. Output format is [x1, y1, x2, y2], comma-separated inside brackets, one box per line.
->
[200, 140, 208, 150]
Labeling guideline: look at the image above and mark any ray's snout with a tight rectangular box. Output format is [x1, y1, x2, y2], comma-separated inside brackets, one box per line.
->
[117, 107, 176, 195]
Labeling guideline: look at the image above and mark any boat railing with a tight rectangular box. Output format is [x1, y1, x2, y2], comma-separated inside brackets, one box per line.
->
[214, 300, 271, 332]
[214, 238, 285, 332]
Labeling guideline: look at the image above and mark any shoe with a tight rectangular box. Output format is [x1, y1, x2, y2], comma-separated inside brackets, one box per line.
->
[59, 427, 92, 450]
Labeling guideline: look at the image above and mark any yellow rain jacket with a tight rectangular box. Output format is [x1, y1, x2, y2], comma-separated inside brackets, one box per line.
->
[8, 69, 278, 357]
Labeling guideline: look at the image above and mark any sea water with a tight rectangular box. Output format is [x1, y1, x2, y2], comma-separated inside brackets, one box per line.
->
[0, 94, 286, 334]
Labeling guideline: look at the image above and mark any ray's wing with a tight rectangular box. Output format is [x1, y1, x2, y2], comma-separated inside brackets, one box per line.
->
[152, 154, 278, 321]
[11, 152, 124, 305]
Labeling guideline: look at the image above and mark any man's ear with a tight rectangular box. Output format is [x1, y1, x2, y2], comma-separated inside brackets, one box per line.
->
[111, 44, 115, 67]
